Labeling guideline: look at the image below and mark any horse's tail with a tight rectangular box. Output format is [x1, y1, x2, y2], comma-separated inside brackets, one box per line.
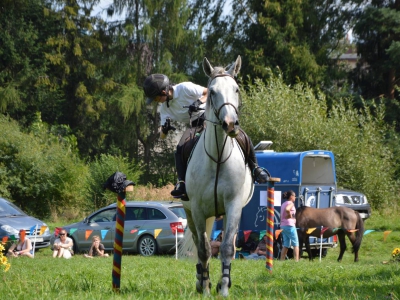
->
[177, 217, 215, 260]
[352, 211, 364, 253]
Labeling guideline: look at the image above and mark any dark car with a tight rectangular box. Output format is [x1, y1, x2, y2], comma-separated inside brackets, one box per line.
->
[334, 189, 372, 220]
[0, 197, 51, 250]
[51, 201, 186, 256]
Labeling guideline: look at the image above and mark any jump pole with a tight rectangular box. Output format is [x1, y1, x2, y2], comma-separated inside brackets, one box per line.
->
[266, 177, 280, 273]
[112, 185, 133, 292]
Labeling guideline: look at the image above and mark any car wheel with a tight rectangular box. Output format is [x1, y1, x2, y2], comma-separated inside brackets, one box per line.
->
[138, 235, 157, 256]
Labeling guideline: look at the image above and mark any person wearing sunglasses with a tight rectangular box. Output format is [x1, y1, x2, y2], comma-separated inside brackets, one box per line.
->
[52, 229, 74, 259]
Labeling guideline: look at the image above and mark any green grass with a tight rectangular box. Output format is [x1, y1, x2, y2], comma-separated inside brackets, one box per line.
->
[2, 211, 400, 299]
[2, 232, 400, 299]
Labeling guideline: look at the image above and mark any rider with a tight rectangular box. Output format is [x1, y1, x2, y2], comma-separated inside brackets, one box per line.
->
[143, 73, 270, 200]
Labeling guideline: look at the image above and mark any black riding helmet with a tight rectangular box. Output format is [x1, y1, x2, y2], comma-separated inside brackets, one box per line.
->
[143, 74, 170, 105]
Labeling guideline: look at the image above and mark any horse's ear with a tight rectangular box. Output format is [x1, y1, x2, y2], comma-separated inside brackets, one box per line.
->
[227, 55, 242, 77]
[203, 57, 213, 77]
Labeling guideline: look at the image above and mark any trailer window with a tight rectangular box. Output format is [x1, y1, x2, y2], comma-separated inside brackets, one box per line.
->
[302, 156, 334, 185]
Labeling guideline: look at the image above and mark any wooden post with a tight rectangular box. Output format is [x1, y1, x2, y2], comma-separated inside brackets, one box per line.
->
[112, 185, 133, 292]
[266, 177, 280, 273]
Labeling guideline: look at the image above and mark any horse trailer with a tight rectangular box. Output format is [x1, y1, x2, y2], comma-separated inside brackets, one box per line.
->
[237, 141, 337, 258]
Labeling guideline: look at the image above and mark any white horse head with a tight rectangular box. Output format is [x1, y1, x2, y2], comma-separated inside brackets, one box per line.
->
[202, 56, 242, 137]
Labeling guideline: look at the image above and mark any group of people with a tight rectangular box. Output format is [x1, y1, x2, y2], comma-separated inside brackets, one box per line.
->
[6, 192, 298, 261]
[6, 229, 109, 259]
[209, 190, 300, 262]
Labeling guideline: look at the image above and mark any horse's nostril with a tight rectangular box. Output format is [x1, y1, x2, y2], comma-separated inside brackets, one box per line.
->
[235, 120, 239, 126]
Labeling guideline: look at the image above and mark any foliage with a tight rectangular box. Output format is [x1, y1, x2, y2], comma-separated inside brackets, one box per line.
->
[0, 244, 11, 272]
[86, 153, 142, 211]
[216, 0, 357, 91]
[352, 1, 400, 131]
[0, 114, 88, 218]
[240, 72, 397, 209]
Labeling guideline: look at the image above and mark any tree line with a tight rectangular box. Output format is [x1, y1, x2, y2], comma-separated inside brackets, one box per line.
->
[0, 0, 399, 217]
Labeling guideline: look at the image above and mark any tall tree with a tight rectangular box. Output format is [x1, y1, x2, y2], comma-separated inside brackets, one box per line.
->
[217, 0, 357, 90]
[107, 0, 206, 183]
[0, 0, 61, 123]
[352, 0, 400, 129]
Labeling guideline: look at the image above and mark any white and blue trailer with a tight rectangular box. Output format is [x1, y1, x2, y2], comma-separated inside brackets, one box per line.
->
[237, 141, 337, 257]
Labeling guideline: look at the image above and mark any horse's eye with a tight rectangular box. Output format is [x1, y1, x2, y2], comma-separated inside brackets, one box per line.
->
[210, 89, 215, 95]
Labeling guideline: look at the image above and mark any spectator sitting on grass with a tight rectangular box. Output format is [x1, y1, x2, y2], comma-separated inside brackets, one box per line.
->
[7, 229, 33, 258]
[53, 229, 74, 259]
[84, 235, 109, 258]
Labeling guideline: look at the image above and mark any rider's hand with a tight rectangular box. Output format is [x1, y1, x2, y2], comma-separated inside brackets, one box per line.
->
[161, 118, 176, 135]
[188, 99, 203, 113]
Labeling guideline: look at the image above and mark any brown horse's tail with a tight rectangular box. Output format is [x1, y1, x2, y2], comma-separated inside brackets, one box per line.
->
[352, 212, 364, 253]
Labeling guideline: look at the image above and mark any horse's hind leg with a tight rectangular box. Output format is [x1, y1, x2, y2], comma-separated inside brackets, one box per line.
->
[347, 232, 359, 262]
[337, 233, 347, 262]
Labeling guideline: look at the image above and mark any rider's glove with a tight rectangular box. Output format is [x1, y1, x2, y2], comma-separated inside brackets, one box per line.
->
[188, 99, 203, 113]
[161, 118, 176, 135]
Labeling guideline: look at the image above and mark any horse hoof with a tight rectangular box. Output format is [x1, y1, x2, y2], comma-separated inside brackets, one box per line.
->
[196, 281, 202, 293]
[196, 281, 212, 294]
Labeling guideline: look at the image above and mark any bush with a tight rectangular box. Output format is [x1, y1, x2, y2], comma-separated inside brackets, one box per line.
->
[0, 115, 88, 218]
[241, 72, 398, 209]
[86, 153, 142, 211]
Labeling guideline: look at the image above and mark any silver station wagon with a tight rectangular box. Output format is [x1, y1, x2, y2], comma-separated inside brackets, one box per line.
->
[0, 197, 51, 250]
[52, 201, 186, 256]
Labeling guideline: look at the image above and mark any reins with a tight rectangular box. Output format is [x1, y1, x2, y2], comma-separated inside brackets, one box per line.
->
[203, 73, 240, 217]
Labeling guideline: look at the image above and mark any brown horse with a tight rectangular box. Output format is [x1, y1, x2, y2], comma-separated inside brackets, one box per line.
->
[296, 206, 364, 262]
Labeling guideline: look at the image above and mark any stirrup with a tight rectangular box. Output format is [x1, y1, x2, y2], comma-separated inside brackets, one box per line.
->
[171, 180, 187, 198]
[253, 167, 270, 183]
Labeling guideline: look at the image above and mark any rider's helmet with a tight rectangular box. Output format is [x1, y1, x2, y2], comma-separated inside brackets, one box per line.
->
[143, 74, 170, 104]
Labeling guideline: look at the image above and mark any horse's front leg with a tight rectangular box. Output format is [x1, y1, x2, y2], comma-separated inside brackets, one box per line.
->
[305, 234, 313, 261]
[195, 232, 212, 295]
[337, 233, 347, 262]
[217, 209, 239, 297]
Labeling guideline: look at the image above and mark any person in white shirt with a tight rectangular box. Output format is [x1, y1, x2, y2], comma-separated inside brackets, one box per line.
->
[143, 74, 270, 200]
[53, 229, 74, 259]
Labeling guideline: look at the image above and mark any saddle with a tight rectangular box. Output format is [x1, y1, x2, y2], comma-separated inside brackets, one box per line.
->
[181, 126, 251, 167]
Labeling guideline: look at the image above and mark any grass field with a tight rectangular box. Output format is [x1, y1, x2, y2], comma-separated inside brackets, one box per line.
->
[2, 210, 400, 299]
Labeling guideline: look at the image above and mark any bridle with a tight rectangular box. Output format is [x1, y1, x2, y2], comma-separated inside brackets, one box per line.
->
[204, 74, 240, 126]
[202, 73, 243, 216]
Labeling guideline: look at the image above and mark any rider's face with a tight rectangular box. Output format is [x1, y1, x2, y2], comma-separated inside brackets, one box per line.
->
[154, 94, 167, 103]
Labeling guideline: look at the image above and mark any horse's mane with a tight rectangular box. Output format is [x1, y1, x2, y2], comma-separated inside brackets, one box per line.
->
[296, 205, 307, 213]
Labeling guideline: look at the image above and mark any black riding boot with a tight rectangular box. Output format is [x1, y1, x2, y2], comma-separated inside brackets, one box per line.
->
[247, 142, 271, 183]
[171, 151, 189, 200]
